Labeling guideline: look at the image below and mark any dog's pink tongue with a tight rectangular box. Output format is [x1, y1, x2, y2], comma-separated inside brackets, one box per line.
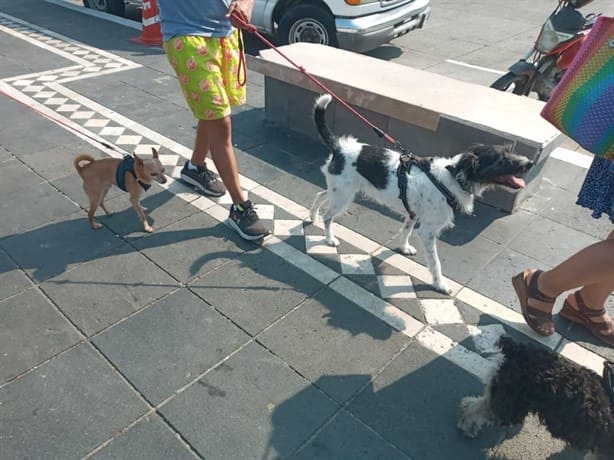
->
[509, 176, 526, 189]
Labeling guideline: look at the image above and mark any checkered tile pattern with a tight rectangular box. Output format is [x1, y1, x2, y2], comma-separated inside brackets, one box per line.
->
[0, 13, 467, 332]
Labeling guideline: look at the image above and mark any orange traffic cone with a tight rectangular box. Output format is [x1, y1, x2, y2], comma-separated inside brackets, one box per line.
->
[131, 0, 162, 46]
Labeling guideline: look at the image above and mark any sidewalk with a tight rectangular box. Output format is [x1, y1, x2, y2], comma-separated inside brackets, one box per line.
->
[0, 1, 612, 459]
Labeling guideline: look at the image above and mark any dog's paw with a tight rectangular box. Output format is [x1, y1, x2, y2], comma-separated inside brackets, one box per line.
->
[140, 206, 148, 212]
[326, 236, 340, 247]
[144, 225, 155, 233]
[91, 222, 103, 230]
[308, 212, 318, 223]
[457, 397, 481, 438]
[434, 282, 452, 295]
[401, 244, 417, 256]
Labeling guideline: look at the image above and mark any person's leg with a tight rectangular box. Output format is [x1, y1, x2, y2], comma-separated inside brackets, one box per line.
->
[515, 228, 614, 341]
[536, 228, 614, 298]
[199, 117, 244, 204]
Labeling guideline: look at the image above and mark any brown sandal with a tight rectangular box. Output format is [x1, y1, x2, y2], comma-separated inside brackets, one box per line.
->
[560, 291, 614, 346]
[512, 270, 555, 336]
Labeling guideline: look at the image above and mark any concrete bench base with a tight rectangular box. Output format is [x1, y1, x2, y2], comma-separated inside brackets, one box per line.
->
[248, 44, 564, 213]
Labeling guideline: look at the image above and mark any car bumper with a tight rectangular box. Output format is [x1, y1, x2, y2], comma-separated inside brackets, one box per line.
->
[335, 0, 430, 52]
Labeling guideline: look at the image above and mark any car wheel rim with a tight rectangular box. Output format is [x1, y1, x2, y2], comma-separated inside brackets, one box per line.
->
[289, 20, 328, 45]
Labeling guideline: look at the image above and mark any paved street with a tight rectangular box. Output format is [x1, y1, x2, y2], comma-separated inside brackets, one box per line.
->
[0, 1, 613, 459]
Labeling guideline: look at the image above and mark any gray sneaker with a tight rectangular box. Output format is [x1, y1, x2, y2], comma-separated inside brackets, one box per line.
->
[227, 200, 271, 241]
[180, 161, 226, 197]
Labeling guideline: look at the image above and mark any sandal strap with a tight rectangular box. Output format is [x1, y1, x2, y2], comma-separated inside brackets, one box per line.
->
[574, 291, 607, 317]
[528, 270, 555, 302]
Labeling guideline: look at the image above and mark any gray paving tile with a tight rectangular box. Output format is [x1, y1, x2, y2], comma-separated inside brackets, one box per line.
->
[91, 414, 196, 460]
[93, 288, 250, 404]
[40, 244, 179, 336]
[189, 249, 323, 336]
[0, 145, 11, 163]
[491, 415, 584, 460]
[466, 247, 546, 314]
[160, 342, 339, 460]
[18, 140, 90, 182]
[0, 112, 73, 156]
[130, 211, 254, 283]
[0, 344, 147, 459]
[0, 162, 79, 240]
[0, 287, 81, 383]
[346, 341, 502, 460]
[295, 409, 410, 460]
[0, 248, 32, 301]
[539, 188, 613, 241]
[508, 215, 598, 268]
[258, 287, 411, 404]
[434, 233, 504, 285]
[0, 212, 124, 282]
[98, 188, 199, 238]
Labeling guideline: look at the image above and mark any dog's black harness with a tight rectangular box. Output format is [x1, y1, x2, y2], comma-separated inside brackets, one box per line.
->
[396, 149, 459, 219]
[116, 154, 151, 192]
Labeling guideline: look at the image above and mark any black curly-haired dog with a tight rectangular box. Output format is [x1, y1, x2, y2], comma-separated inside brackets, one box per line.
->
[458, 336, 614, 458]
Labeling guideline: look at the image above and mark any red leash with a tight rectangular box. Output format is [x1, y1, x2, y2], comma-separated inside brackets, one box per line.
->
[231, 11, 401, 148]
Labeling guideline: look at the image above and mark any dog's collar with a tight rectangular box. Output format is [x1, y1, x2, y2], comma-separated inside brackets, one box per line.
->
[397, 152, 459, 215]
[116, 155, 151, 192]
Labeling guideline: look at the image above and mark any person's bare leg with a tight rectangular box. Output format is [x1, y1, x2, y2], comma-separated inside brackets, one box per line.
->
[532, 229, 614, 300]
[563, 229, 614, 323]
[191, 119, 209, 166]
[199, 117, 245, 204]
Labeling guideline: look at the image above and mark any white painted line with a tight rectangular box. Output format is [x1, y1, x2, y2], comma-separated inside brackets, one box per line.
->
[0, 81, 128, 158]
[264, 236, 339, 285]
[550, 146, 593, 169]
[330, 277, 424, 338]
[445, 59, 505, 76]
[0, 22, 91, 66]
[421, 298, 463, 325]
[557, 339, 604, 375]
[415, 327, 498, 383]
[44, 0, 142, 30]
[377, 275, 416, 299]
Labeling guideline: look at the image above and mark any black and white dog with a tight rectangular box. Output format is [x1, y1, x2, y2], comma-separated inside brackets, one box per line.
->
[458, 336, 614, 459]
[309, 94, 533, 293]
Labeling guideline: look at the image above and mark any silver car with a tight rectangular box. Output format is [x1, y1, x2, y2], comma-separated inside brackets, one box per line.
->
[84, 0, 431, 53]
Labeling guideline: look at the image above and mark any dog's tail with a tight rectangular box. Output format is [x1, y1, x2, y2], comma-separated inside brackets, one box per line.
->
[313, 94, 337, 150]
[74, 154, 95, 177]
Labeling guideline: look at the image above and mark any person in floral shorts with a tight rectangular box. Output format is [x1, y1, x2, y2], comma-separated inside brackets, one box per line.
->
[157, 0, 270, 241]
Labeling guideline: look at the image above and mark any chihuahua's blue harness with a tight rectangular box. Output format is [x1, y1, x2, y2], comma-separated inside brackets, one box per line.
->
[116, 155, 151, 192]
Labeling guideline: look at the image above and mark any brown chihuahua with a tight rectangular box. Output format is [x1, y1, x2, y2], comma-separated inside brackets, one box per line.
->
[74, 148, 167, 232]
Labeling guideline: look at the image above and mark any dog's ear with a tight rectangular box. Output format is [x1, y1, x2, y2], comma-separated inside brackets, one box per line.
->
[447, 152, 478, 178]
[151, 147, 159, 159]
[133, 152, 144, 166]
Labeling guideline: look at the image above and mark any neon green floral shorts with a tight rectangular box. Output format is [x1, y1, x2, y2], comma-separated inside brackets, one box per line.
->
[163, 31, 245, 121]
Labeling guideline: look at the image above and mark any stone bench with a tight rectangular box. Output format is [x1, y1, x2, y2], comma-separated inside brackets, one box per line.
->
[246, 43, 564, 213]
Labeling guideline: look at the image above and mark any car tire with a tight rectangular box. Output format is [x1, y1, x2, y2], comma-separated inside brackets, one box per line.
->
[83, 0, 125, 17]
[278, 4, 338, 48]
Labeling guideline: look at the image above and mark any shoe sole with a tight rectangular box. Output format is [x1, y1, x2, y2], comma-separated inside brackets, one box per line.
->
[180, 174, 226, 197]
[226, 217, 272, 241]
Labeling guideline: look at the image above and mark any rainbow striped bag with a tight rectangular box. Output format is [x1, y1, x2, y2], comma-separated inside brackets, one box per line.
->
[541, 16, 614, 159]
